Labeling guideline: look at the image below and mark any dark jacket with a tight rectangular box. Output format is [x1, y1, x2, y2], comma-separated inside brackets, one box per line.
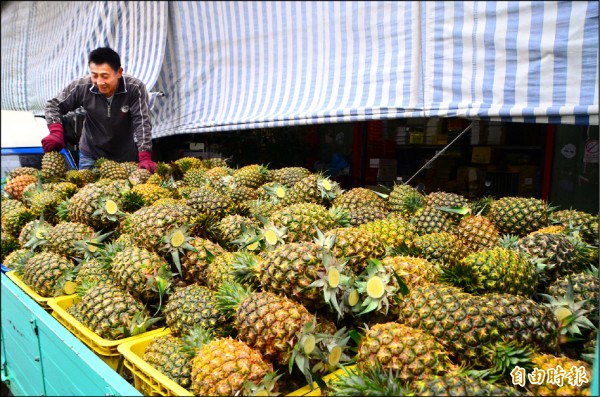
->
[45, 74, 153, 162]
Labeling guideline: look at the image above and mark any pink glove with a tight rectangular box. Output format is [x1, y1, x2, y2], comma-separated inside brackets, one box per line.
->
[41, 123, 65, 152]
[138, 151, 157, 173]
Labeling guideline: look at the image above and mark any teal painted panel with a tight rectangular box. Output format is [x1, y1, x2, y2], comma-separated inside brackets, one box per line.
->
[1, 275, 46, 396]
[1, 274, 142, 396]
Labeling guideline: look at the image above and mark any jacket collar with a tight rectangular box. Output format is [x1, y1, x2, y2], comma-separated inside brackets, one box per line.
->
[89, 76, 127, 96]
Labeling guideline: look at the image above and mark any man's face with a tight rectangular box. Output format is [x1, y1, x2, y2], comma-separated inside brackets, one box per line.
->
[89, 62, 123, 97]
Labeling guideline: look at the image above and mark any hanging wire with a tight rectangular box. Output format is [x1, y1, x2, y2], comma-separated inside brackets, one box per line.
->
[404, 121, 474, 185]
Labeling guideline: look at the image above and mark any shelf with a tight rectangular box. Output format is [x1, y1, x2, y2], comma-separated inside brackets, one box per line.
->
[396, 145, 543, 150]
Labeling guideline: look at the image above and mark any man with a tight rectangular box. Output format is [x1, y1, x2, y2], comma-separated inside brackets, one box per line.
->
[42, 47, 157, 172]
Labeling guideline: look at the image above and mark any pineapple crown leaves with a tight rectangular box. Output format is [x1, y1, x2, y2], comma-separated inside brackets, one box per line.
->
[237, 371, 282, 397]
[353, 259, 398, 316]
[123, 311, 164, 338]
[328, 361, 410, 396]
[160, 224, 198, 276]
[23, 217, 52, 251]
[481, 339, 537, 376]
[216, 280, 253, 320]
[53, 263, 81, 297]
[119, 189, 146, 213]
[231, 224, 263, 252]
[539, 280, 597, 340]
[288, 319, 327, 389]
[230, 250, 261, 285]
[438, 261, 485, 293]
[73, 230, 114, 260]
[56, 198, 70, 221]
[311, 326, 355, 374]
[435, 205, 472, 217]
[306, 250, 354, 320]
[328, 206, 351, 227]
[151, 267, 174, 316]
[92, 194, 125, 222]
[316, 174, 342, 201]
[262, 183, 288, 204]
[257, 221, 288, 250]
[179, 325, 215, 356]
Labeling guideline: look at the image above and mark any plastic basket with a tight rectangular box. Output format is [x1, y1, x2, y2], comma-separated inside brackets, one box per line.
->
[47, 294, 167, 371]
[287, 366, 353, 396]
[117, 329, 193, 396]
[5, 270, 56, 311]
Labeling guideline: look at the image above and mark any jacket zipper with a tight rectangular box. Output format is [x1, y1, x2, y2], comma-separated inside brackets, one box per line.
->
[107, 101, 111, 118]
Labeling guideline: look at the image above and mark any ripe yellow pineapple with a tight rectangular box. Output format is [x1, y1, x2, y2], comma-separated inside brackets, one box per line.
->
[41, 151, 67, 181]
[3, 174, 37, 201]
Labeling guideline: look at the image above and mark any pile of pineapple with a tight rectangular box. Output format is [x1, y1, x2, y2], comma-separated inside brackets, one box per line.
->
[1, 150, 598, 396]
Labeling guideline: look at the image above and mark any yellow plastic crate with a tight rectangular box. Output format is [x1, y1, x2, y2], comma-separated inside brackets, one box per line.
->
[118, 330, 351, 397]
[47, 294, 167, 371]
[287, 367, 351, 396]
[5, 270, 57, 311]
[117, 329, 193, 396]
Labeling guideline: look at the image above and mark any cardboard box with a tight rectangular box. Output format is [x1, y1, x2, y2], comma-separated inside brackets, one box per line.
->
[433, 134, 448, 145]
[517, 165, 540, 197]
[472, 147, 492, 164]
[369, 158, 397, 184]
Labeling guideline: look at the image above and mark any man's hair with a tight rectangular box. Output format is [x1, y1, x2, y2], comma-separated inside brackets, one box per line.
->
[88, 47, 121, 71]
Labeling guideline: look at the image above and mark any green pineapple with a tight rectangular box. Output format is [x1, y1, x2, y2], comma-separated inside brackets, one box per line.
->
[333, 187, 388, 213]
[387, 183, 425, 218]
[411, 206, 456, 235]
[270, 203, 347, 243]
[320, 227, 386, 274]
[281, 173, 342, 206]
[232, 164, 269, 189]
[110, 245, 173, 303]
[76, 281, 162, 340]
[440, 246, 538, 297]
[97, 158, 129, 179]
[44, 221, 95, 259]
[270, 166, 311, 187]
[185, 185, 235, 221]
[41, 151, 67, 181]
[411, 232, 467, 267]
[164, 284, 230, 336]
[488, 197, 550, 237]
[180, 237, 227, 286]
[358, 215, 416, 250]
[355, 322, 452, 385]
[546, 269, 599, 324]
[21, 251, 76, 297]
[551, 209, 599, 246]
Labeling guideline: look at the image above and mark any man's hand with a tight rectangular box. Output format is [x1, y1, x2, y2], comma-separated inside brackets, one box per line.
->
[138, 151, 157, 173]
[41, 123, 65, 152]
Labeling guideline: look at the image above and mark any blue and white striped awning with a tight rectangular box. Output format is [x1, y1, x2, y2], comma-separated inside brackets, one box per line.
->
[1, 1, 168, 112]
[1, 1, 598, 139]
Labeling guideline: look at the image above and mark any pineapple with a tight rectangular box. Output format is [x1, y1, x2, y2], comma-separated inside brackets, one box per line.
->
[397, 283, 559, 368]
[128, 203, 197, 254]
[232, 164, 269, 189]
[332, 187, 388, 213]
[320, 227, 386, 274]
[44, 221, 95, 259]
[281, 173, 342, 206]
[488, 197, 550, 237]
[174, 156, 205, 173]
[425, 191, 470, 224]
[164, 284, 229, 336]
[245, 198, 283, 220]
[552, 209, 599, 246]
[7, 166, 38, 178]
[142, 332, 196, 391]
[481, 339, 592, 396]
[110, 245, 173, 303]
[3, 174, 37, 201]
[97, 158, 129, 179]
[190, 335, 274, 396]
[28, 190, 63, 224]
[74, 258, 113, 286]
[68, 180, 129, 230]
[381, 255, 440, 287]
[440, 247, 538, 297]
[344, 205, 388, 226]
[127, 168, 151, 185]
[41, 151, 67, 181]
[414, 374, 522, 396]
[180, 237, 227, 285]
[355, 322, 452, 385]
[18, 218, 52, 250]
[205, 251, 243, 291]
[358, 215, 416, 250]
[129, 183, 171, 206]
[2, 206, 37, 238]
[21, 251, 75, 297]
[65, 169, 97, 187]
[546, 269, 599, 324]
[270, 203, 347, 243]
[76, 282, 161, 340]
[411, 206, 456, 235]
[216, 281, 317, 367]
[456, 214, 500, 253]
[411, 232, 467, 267]
[515, 232, 590, 286]
[387, 183, 425, 218]
[270, 166, 311, 187]
[185, 185, 235, 220]
[3, 248, 34, 272]
[216, 214, 260, 247]
[1, 232, 19, 262]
